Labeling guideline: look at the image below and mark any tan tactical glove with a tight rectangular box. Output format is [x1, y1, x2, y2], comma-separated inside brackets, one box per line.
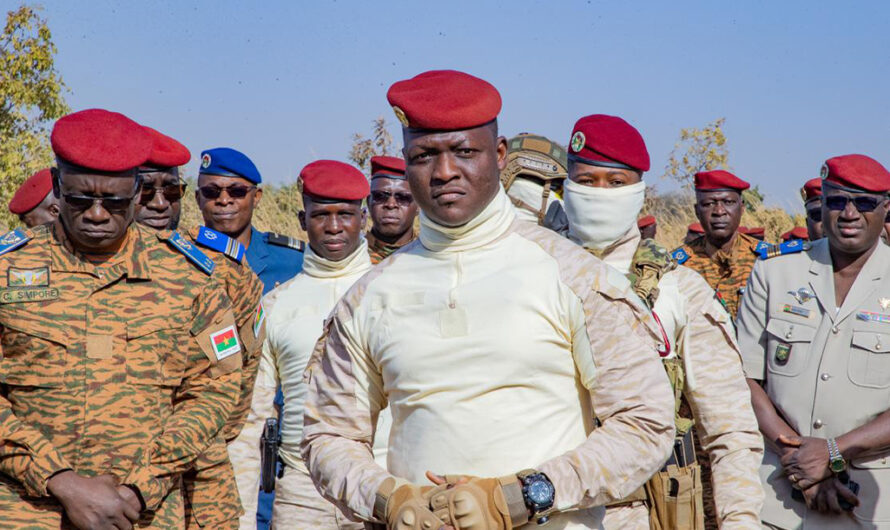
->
[374, 478, 448, 530]
[428, 475, 528, 530]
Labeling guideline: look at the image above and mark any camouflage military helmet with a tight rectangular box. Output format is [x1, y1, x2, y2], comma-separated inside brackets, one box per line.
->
[501, 133, 568, 191]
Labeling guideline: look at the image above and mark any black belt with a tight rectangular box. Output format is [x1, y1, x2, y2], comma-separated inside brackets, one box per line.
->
[664, 429, 696, 470]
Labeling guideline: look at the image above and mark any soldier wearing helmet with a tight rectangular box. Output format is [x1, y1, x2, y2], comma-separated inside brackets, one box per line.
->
[500, 133, 567, 225]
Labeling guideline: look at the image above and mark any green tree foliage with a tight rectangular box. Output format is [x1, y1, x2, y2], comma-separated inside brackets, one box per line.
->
[348, 116, 396, 173]
[0, 4, 68, 229]
[662, 117, 729, 188]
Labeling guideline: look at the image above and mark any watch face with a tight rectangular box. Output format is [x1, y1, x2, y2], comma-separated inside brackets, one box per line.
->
[527, 479, 555, 504]
[831, 458, 846, 473]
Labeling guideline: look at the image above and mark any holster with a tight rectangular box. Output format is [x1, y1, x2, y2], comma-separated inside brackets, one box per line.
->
[644, 462, 704, 530]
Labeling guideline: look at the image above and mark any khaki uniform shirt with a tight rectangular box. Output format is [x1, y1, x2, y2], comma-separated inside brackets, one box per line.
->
[601, 229, 764, 529]
[0, 223, 241, 529]
[738, 239, 890, 528]
[300, 190, 675, 528]
[675, 232, 762, 318]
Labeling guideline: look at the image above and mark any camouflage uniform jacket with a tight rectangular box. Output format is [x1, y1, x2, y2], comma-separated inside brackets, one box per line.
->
[366, 230, 415, 265]
[599, 230, 764, 529]
[0, 223, 241, 528]
[673, 232, 762, 319]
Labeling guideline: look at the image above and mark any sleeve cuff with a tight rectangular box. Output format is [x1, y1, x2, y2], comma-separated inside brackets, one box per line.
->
[123, 466, 167, 512]
[23, 454, 72, 498]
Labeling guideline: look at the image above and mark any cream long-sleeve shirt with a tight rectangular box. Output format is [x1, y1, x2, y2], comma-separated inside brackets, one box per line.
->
[301, 189, 675, 528]
[599, 228, 764, 529]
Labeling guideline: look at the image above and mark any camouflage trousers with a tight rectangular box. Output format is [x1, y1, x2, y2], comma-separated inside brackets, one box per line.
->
[0, 472, 185, 529]
[271, 464, 363, 530]
[603, 501, 650, 530]
[182, 440, 243, 530]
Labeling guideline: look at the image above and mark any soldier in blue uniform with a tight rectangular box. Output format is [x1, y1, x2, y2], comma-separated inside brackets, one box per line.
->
[195, 147, 302, 529]
[195, 147, 303, 293]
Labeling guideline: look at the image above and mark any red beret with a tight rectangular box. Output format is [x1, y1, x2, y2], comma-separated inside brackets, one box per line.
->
[747, 226, 765, 237]
[782, 227, 808, 241]
[300, 160, 369, 202]
[688, 222, 704, 234]
[370, 156, 406, 180]
[8, 169, 53, 214]
[387, 70, 501, 130]
[800, 177, 822, 202]
[142, 126, 191, 169]
[821, 154, 890, 193]
[568, 114, 649, 173]
[637, 215, 656, 228]
[51, 109, 151, 171]
[694, 170, 750, 192]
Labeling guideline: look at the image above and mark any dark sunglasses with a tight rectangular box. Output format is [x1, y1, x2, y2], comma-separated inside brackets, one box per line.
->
[198, 185, 256, 200]
[140, 182, 186, 205]
[370, 190, 414, 206]
[806, 207, 822, 223]
[824, 194, 885, 213]
[62, 193, 136, 213]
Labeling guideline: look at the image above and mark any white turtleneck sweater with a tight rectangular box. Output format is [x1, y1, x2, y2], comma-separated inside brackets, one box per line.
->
[260, 240, 375, 470]
[301, 189, 676, 528]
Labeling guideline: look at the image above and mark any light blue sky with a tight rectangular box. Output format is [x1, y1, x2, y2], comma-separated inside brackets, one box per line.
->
[25, 0, 890, 211]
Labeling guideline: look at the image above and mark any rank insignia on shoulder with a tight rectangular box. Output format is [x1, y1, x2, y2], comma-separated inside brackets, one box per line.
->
[671, 247, 689, 265]
[754, 240, 771, 254]
[0, 229, 31, 258]
[196, 226, 245, 263]
[168, 232, 215, 275]
[775, 343, 791, 365]
[758, 239, 810, 260]
[267, 232, 305, 252]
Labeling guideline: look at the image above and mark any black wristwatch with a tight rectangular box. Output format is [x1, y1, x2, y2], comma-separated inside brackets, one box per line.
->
[517, 469, 555, 525]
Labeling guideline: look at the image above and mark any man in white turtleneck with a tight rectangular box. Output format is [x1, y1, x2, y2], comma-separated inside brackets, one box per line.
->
[562, 114, 763, 530]
[301, 70, 675, 530]
[235, 160, 376, 528]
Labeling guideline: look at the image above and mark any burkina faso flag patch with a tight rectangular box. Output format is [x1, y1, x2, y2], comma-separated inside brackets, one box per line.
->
[210, 325, 241, 361]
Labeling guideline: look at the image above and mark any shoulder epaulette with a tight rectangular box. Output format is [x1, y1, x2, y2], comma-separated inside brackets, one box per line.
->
[266, 232, 305, 252]
[758, 239, 810, 260]
[167, 231, 216, 275]
[671, 247, 690, 265]
[196, 226, 245, 263]
[0, 229, 31, 258]
[754, 240, 772, 255]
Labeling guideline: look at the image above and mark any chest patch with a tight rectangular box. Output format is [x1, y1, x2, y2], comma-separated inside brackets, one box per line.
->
[0, 287, 60, 304]
[783, 304, 811, 318]
[7, 266, 49, 287]
[774, 343, 791, 365]
[856, 311, 890, 325]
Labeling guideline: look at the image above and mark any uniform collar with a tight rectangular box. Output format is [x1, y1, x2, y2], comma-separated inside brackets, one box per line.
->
[302, 238, 372, 279]
[50, 221, 151, 281]
[418, 188, 515, 253]
[592, 225, 640, 275]
[245, 226, 269, 274]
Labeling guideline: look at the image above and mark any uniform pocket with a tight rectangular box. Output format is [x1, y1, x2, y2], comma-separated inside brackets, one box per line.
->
[0, 320, 69, 387]
[765, 318, 816, 377]
[126, 313, 189, 387]
[848, 331, 890, 388]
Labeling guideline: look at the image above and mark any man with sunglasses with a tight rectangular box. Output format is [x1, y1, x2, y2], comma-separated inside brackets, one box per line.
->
[738, 154, 890, 529]
[8, 168, 60, 228]
[0, 108, 242, 530]
[134, 127, 266, 529]
[196, 147, 304, 295]
[301, 70, 675, 530]
[367, 156, 418, 264]
[801, 178, 824, 241]
[672, 171, 765, 319]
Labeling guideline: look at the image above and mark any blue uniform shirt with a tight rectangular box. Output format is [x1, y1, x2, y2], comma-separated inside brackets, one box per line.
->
[244, 227, 304, 294]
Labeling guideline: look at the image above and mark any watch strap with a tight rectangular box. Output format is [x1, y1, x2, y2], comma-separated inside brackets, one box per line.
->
[499, 475, 530, 526]
[827, 438, 845, 472]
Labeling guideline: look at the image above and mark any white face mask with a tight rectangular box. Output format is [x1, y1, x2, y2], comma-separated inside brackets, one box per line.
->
[564, 179, 646, 250]
[506, 178, 562, 224]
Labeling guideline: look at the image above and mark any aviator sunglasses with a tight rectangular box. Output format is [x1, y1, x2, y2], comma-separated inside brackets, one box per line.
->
[140, 182, 187, 205]
[198, 184, 257, 200]
[370, 190, 414, 206]
[824, 194, 886, 213]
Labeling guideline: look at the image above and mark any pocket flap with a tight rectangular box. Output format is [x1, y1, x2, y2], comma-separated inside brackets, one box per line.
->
[766, 318, 816, 343]
[852, 331, 890, 353]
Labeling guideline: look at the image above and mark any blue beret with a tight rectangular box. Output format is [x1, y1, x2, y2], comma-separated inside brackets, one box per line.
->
[199, 147, 261, 184]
